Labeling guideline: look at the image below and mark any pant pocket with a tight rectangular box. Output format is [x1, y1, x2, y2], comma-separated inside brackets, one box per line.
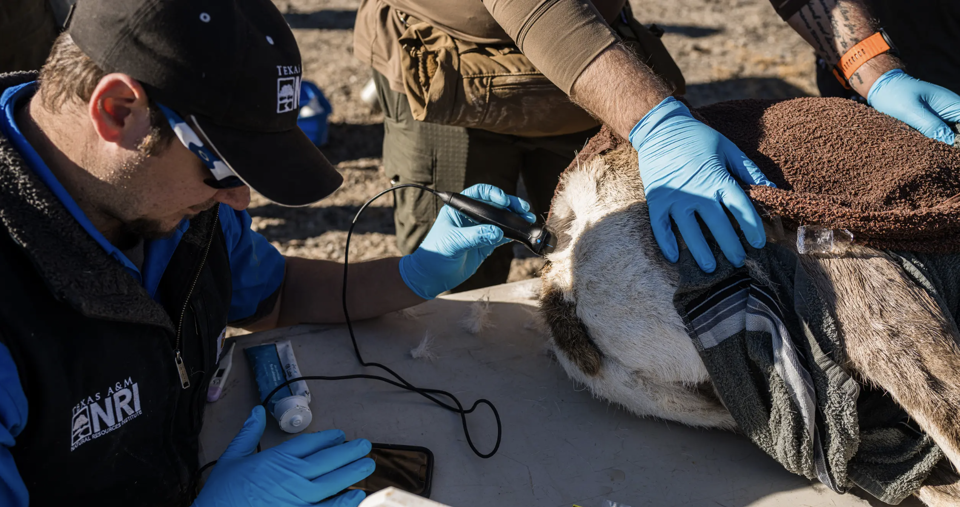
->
[382, 119, 441, 254]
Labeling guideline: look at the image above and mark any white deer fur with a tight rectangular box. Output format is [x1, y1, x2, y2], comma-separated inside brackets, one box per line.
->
[543, 157, 736, 429]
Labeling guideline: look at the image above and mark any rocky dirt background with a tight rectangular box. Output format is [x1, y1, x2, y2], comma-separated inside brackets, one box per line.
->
[255, 0, 818, 279]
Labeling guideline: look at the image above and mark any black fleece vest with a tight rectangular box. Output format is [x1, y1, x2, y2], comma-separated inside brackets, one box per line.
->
[0, 73, 232, 507]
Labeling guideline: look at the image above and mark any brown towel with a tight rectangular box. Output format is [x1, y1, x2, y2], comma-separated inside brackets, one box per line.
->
[562, 98, 960, 253]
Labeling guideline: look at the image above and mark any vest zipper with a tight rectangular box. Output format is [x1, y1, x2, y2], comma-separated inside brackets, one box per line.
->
[173, 206, 220, 389]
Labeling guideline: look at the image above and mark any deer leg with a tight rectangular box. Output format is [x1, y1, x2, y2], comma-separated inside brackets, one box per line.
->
[916, 460, 960, 507]
[804, 250, 960, 472]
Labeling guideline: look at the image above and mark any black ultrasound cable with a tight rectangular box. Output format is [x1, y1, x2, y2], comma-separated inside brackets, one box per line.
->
[197, 184, 502, 481]
[262, 184, 501, 458]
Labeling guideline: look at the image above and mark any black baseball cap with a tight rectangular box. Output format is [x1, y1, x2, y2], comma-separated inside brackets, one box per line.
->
[67, 0, 343, 206]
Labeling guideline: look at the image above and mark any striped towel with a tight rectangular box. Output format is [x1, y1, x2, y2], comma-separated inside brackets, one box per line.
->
[673, 242, 943, 504]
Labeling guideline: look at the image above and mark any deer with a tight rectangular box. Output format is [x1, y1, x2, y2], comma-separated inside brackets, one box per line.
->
[538, 97, 960, 506]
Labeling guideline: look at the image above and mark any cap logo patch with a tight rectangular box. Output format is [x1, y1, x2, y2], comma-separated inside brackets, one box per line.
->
[276, 65, 302, 114]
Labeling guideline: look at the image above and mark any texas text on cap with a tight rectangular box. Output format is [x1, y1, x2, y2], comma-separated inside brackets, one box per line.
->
[68, 0, 343, 206]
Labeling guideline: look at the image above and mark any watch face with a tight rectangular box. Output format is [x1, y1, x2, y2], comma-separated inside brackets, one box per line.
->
[880, 28, 899, 57]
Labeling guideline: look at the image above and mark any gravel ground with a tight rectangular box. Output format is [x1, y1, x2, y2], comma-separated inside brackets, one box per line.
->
[255, 0, 818, 279]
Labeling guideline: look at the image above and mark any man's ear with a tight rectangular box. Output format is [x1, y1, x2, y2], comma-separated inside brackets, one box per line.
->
[88, 73, 152, 150]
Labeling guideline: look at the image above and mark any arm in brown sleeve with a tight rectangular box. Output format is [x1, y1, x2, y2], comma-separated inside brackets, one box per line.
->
[482, 0, 619, 94]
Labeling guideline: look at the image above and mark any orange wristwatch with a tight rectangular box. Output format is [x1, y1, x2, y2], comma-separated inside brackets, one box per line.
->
[832, 29, 897, 89]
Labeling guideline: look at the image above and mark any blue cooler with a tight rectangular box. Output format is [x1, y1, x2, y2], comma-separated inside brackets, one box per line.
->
[297, 80, 332, 146]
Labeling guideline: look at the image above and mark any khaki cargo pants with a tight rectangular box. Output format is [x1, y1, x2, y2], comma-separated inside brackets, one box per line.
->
[373, 70, 599, 292]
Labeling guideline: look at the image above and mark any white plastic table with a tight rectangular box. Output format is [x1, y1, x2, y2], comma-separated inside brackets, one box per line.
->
[199, 280, 912, 507]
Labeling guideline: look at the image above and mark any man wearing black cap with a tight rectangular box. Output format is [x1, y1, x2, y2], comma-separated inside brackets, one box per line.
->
[0, 0, 534, 506]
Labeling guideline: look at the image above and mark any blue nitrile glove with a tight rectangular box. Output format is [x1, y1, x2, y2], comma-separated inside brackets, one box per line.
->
[193, 406, 375, 507]
[629, 97, 775, 273]
[399, 183, 536, 299]
[867, 69, 960, 145]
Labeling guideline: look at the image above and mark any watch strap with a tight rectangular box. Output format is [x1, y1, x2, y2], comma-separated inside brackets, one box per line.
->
[836, 31, 893, 82]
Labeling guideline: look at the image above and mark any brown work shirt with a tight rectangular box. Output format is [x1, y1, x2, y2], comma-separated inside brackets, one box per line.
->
[354, 0, 626, 94]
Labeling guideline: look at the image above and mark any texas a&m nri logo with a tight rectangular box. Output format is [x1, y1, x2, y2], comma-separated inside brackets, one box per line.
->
[276, 65, 301, 113]
[71, 377, 142, 451]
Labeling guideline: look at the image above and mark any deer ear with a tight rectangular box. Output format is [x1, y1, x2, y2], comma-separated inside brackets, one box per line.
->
[540, 285, 603, 376]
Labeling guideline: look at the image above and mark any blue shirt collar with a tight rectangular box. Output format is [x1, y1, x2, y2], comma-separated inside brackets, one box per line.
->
[0, 81, 189, 293]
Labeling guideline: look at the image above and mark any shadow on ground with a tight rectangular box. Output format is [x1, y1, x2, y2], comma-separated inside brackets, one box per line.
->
[320, 122, 384, 165]
[284, 9, 356, 30]
[685, 77, 811, 107]
[249, 203, 395, 239]
[657, 24, 723, 37]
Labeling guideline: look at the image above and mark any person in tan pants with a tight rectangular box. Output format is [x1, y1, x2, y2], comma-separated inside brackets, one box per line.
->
[354, 0, 685, 291]
[354, 0, 960, 292]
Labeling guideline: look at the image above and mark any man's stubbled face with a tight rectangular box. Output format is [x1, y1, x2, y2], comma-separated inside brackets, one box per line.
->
[80, 125, 248, 248]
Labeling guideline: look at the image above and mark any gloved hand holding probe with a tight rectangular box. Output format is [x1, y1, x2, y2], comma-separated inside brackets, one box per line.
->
[630, 97, 776, 273]
[868, 69, 960, 145]
[399, 184, 536, 299]
[193, 407, 375, 507]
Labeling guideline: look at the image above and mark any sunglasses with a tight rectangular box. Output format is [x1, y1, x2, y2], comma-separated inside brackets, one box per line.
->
[156, 103, 246, 190]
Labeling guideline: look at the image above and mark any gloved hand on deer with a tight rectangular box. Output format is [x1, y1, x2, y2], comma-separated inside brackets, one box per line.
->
[629, 96, 776, 274]
[867, 69, 960, 145]
[629, 80, 960, 275]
